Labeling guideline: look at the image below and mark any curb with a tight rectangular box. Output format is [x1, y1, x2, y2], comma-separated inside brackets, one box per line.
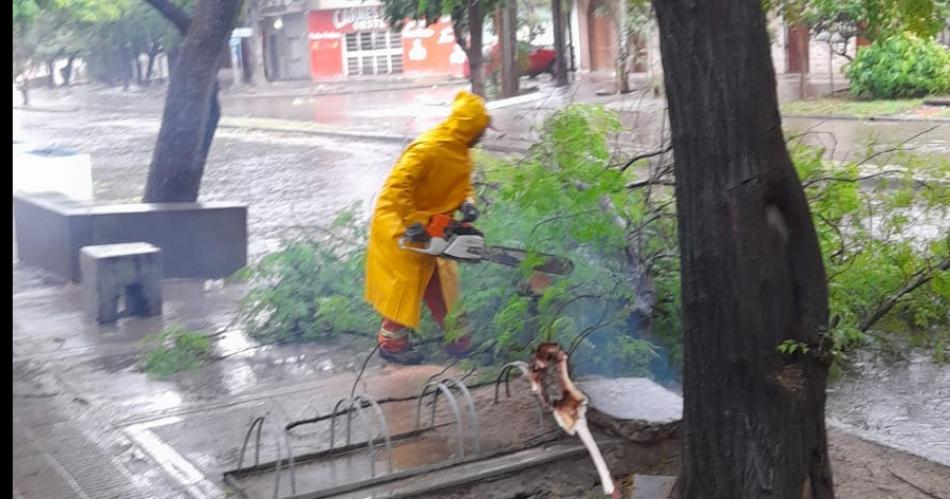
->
[221, 79, 468, 100]
[218, 117, 529, 154]
[783, 113, 950, 123]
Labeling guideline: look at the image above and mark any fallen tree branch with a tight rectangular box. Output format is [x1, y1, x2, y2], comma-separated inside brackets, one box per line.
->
[855, 125, 939, 167]
[626, 178, 676, 189]
[859, 258, 950, 332]
[803, 169, 909, 188]
[617, 144, 673, 172]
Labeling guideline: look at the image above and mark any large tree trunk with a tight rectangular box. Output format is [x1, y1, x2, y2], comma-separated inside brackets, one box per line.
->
[551, 0, 568, 87]
[144, 0, 241, 203]
[652, 1, 834, 498]
[467, 0, 486, 97]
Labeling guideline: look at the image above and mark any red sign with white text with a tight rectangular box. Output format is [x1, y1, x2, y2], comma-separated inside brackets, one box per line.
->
[307, 10, 466, 78]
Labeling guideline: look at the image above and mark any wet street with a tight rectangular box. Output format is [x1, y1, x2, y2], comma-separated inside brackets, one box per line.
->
[11, 82, 950, 498]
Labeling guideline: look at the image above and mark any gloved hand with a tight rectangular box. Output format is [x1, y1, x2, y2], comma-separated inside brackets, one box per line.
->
[459, 202, 479, 223]
[404, 222, 430, 243]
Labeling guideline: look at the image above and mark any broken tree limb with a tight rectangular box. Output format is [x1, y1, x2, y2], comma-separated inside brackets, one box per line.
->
[859, 258, 950, 332]
[529, 343, 617, 497]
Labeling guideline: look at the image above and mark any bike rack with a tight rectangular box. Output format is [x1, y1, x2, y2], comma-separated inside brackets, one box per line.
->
[328, 394, 393, 477]
[233, 411, 298, 499]
[222, 376, 564, 499]
[415, 377, 481, 456]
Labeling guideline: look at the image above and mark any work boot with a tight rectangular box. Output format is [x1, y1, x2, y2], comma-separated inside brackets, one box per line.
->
[379, 345, 425, 365]
[377, 325, 425, 365]
[443, 334, 473, 358]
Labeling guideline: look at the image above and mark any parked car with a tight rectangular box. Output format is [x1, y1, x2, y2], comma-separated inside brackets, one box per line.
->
[464, 42, 558, 80]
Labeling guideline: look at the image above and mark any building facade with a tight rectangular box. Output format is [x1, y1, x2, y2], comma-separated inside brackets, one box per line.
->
[258, 0, 468, 80]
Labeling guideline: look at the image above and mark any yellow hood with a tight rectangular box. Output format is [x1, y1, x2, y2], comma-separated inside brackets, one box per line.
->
[440, 91, 490, 144]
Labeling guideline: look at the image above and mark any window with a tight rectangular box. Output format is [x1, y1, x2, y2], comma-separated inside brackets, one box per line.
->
[343, 30, 404, 76]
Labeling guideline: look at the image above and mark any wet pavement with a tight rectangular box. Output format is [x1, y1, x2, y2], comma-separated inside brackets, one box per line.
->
[11, 78, 950, 498]
[827, 350, 950, 467]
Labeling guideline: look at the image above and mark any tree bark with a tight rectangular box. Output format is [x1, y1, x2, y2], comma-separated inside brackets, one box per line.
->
[551, 0, 569, 86]
[467, 0, 486, 97]
[614, 0, 631, 93]
[61, 53, 78, 86]
[134, 53, 144, 85]
[245, 0, 264, 85]
[500, 0, 519, 97]
[144, 0, 241, 203]
[145, 46, 160, 83]
[652, 1, 834, 498]
[46, 59, 56, 88]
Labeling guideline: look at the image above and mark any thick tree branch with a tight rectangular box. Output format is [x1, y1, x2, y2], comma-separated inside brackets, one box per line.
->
[859, 258, 950, 332]
[144, 0, 192, 34]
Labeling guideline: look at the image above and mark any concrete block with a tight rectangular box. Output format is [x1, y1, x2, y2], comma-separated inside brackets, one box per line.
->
[13, 192, 247, 281]
[578, 378, 683, 443]
[80, 243, 163, 323]
[628, 474, 676, 499]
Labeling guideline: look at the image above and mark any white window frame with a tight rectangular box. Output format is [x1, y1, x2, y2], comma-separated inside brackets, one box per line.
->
[342, 30, 403, 76]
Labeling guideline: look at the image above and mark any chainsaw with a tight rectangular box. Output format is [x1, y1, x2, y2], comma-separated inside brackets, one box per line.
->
[398, 212, 574, 276]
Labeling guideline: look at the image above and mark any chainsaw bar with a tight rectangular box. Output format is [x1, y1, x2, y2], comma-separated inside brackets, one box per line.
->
[480, 246, 575, 276]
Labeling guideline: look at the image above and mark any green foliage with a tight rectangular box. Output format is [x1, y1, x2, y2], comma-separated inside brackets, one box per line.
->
[238, 204, 379, 343]
[845, 32, 950, 99]
[13, 0, 187, 84]
[242, 104, 950, 380]
[458, 105, 674, 376]
[791, 141, 950, 359]
[142, 325, 213, 378]
[764, 0, 950, 50]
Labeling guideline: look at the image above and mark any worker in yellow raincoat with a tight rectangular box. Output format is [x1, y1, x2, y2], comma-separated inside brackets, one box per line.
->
[365, 91, 491, 364]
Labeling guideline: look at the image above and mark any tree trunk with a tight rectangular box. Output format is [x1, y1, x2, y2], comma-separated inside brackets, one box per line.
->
[467, 0, 486, 97]
[19, 82, 30, 106]
[500, 0, 519, 97]
[551, 0, 568, 86]
[46, 59, 56, 88]
[145, 49, 158, 83]
[61, 54, 78, 86]
[134, 53, 144, 85]
[144, 0, 242, 203]
[652, 1, 834, 498]
[245, 0, 264, 85]
[614, 0, 631, 93]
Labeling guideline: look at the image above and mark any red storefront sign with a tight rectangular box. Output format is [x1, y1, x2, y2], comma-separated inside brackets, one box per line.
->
[307, 8, 465, 78]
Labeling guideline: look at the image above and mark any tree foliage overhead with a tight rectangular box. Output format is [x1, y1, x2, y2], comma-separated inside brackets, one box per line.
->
[13, 0, 191, 85]
[381, 0, 500, 48]
[765, 0, 950, 59]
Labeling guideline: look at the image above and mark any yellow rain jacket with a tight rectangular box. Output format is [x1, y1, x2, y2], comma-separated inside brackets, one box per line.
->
[365, 91, 490, 328]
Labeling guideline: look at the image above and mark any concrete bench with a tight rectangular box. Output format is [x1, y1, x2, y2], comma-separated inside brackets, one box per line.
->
[13, 192, 247, 282]
[80, 243, 163, 323]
